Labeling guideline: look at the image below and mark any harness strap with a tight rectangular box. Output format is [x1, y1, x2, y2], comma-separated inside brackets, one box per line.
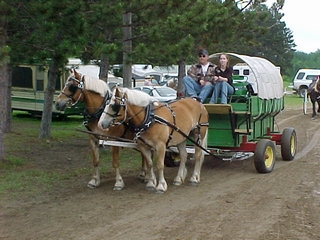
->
[154, 115, 211, 155]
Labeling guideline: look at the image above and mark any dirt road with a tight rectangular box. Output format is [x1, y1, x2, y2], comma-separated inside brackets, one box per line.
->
[1, 108, 320, 240]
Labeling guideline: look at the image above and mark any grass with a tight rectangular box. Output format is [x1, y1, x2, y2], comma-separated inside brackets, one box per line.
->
[1, 111, 142, 198]
[283, 93, 303, 109]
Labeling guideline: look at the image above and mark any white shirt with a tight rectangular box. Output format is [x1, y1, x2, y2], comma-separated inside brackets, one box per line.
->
[201, 63, 209, 75]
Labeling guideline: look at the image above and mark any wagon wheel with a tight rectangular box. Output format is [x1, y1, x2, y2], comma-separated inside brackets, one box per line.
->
[281, 127, 297, 161]
[298, 87, 307, 98]
[164, 152, 180, 167]
[302, 90, 308, 115]
[254, 139, 276, 173]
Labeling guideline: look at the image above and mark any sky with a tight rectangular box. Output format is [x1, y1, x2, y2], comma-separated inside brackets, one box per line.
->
[266, 0, 320, 53]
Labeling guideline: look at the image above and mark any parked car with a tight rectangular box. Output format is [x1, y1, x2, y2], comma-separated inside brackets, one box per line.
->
[292, 69, 320, 97]
[133, 86, 177, 102]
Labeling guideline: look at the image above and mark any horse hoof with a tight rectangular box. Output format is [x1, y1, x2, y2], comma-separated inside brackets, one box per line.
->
[145, 186, 155, 191]
[113, 186, 123, 191]
[87, 183, 97, 189]
[155, 189, 165, 194]
[173, 181, 182, 186]
[138, 175, 145, 181]
[189, 181, 198, 186]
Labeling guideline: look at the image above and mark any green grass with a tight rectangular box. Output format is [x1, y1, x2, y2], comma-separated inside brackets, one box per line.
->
[283, 93, 302, 109]
[1, 111, 142, 198]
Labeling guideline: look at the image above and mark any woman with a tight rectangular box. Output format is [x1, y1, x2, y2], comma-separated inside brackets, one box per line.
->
[209, 53, 235, 104]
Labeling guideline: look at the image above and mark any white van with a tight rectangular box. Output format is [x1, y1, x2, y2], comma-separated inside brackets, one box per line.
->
[292, 69, 320, 97]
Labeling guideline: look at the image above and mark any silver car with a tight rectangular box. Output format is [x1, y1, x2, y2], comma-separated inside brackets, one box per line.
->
[133, 86, 177, 102]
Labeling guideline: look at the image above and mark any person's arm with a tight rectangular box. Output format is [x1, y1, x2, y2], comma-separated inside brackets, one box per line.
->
[216, 67, 233, 84]
[204, 64, 216, 83]
[187, 64, 202, 83]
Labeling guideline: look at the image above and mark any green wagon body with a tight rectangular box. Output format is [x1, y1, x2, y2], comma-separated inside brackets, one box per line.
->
[204, 90, 284, 149]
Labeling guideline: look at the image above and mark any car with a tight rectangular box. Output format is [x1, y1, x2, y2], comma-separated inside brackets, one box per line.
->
[133, 86, 177, 102]
[292, 69, 320, 97]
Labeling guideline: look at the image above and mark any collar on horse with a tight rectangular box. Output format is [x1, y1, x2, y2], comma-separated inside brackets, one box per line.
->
[128, 102, 155, 134]
[83, 90, 111, 123]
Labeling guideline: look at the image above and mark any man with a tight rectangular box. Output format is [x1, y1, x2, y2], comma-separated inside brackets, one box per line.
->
[182, 49, 216, 103]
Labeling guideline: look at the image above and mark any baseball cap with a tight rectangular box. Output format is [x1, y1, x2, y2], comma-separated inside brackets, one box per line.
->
[198, 49, 209, 56]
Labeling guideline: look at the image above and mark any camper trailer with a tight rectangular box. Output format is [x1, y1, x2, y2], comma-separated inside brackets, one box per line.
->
[11, 64, 85, 117]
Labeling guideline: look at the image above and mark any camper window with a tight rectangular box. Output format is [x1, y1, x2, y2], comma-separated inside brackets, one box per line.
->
[12, 67, 33, 88]
[36, 79, 44, 91]
[243, 69, 250, 75]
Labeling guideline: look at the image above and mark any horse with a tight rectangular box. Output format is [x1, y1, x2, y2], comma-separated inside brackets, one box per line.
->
[98, 86, 209, 193]
[308, 77, 320, 118]
[55, 69, 147, 190]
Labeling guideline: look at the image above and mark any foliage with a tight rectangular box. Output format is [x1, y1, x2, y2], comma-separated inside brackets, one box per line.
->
[288, 50, 320, 79]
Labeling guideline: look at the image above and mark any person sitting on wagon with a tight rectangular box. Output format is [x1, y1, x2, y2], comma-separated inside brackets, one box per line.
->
[182, 49, 216, 103]
[209, 53, 235, 104]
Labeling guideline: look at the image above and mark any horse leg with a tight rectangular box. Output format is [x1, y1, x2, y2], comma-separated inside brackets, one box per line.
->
[138, 145, 157, 191]
[87, 136, 101, 188]
[190, 129, 207, 185]
[138, 153, 150, 183]
[311, 100, 317, 118]
[173, 141, 188, 186]
[112, 146, 125, 191]
[154, 144, 168, 194]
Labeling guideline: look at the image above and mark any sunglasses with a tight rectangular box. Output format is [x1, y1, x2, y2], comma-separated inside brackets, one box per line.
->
[198, 55, 206, 58]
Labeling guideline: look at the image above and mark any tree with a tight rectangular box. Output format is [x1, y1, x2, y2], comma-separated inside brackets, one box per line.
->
[80, 0, 123, 81]
[8, 1, 87, 139]
[0, 0, 11, 160]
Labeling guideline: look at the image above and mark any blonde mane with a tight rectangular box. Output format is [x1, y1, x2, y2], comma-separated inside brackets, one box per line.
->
[82, 75, 110, 97]
[114, 87, 158, 106]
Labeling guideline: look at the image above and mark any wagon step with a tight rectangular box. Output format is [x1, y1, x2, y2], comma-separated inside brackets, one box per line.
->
[234, 129, 253, 133]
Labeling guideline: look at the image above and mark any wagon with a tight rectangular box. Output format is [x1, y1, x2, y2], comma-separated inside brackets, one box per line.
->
[101, 53, 297, 174]
[164, 53, 297, 173]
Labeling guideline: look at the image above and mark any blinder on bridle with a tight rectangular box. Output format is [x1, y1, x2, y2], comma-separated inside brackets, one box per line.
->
[61, 75, 85, 106]
[104, 95, 127, 125]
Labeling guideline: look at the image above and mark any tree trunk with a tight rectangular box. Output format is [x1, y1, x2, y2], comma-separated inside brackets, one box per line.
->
[99, 53, 109, 81]
[122, 11, 132, 88]
[177, 59, 186, 97]
[39, 59, 59, 139]
[0, 63, 8, 160]
[0, 4, 10, 160]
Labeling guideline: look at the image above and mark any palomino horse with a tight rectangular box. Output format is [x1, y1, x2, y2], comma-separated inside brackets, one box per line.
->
[55, 70, 146, 190]
[308, 76, 320, 118]
[98, 86, 209, 193]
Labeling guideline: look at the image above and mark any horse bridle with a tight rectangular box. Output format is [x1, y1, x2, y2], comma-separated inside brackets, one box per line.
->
[104, 92, 149, 128]
[104, 94, 128, 126]
[61, 75, 85, 107]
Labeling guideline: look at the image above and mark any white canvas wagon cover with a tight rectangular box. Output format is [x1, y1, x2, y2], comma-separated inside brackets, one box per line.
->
[209, 53, 283, 99]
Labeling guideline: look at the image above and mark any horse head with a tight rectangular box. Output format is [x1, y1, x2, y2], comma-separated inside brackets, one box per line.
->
[98, 86, 127, 129]
[315, 76, 320, 92]
[55, 69, 85, 111]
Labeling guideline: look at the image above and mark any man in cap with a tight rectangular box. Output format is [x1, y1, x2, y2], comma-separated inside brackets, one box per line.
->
[182, 49, 216, 103]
